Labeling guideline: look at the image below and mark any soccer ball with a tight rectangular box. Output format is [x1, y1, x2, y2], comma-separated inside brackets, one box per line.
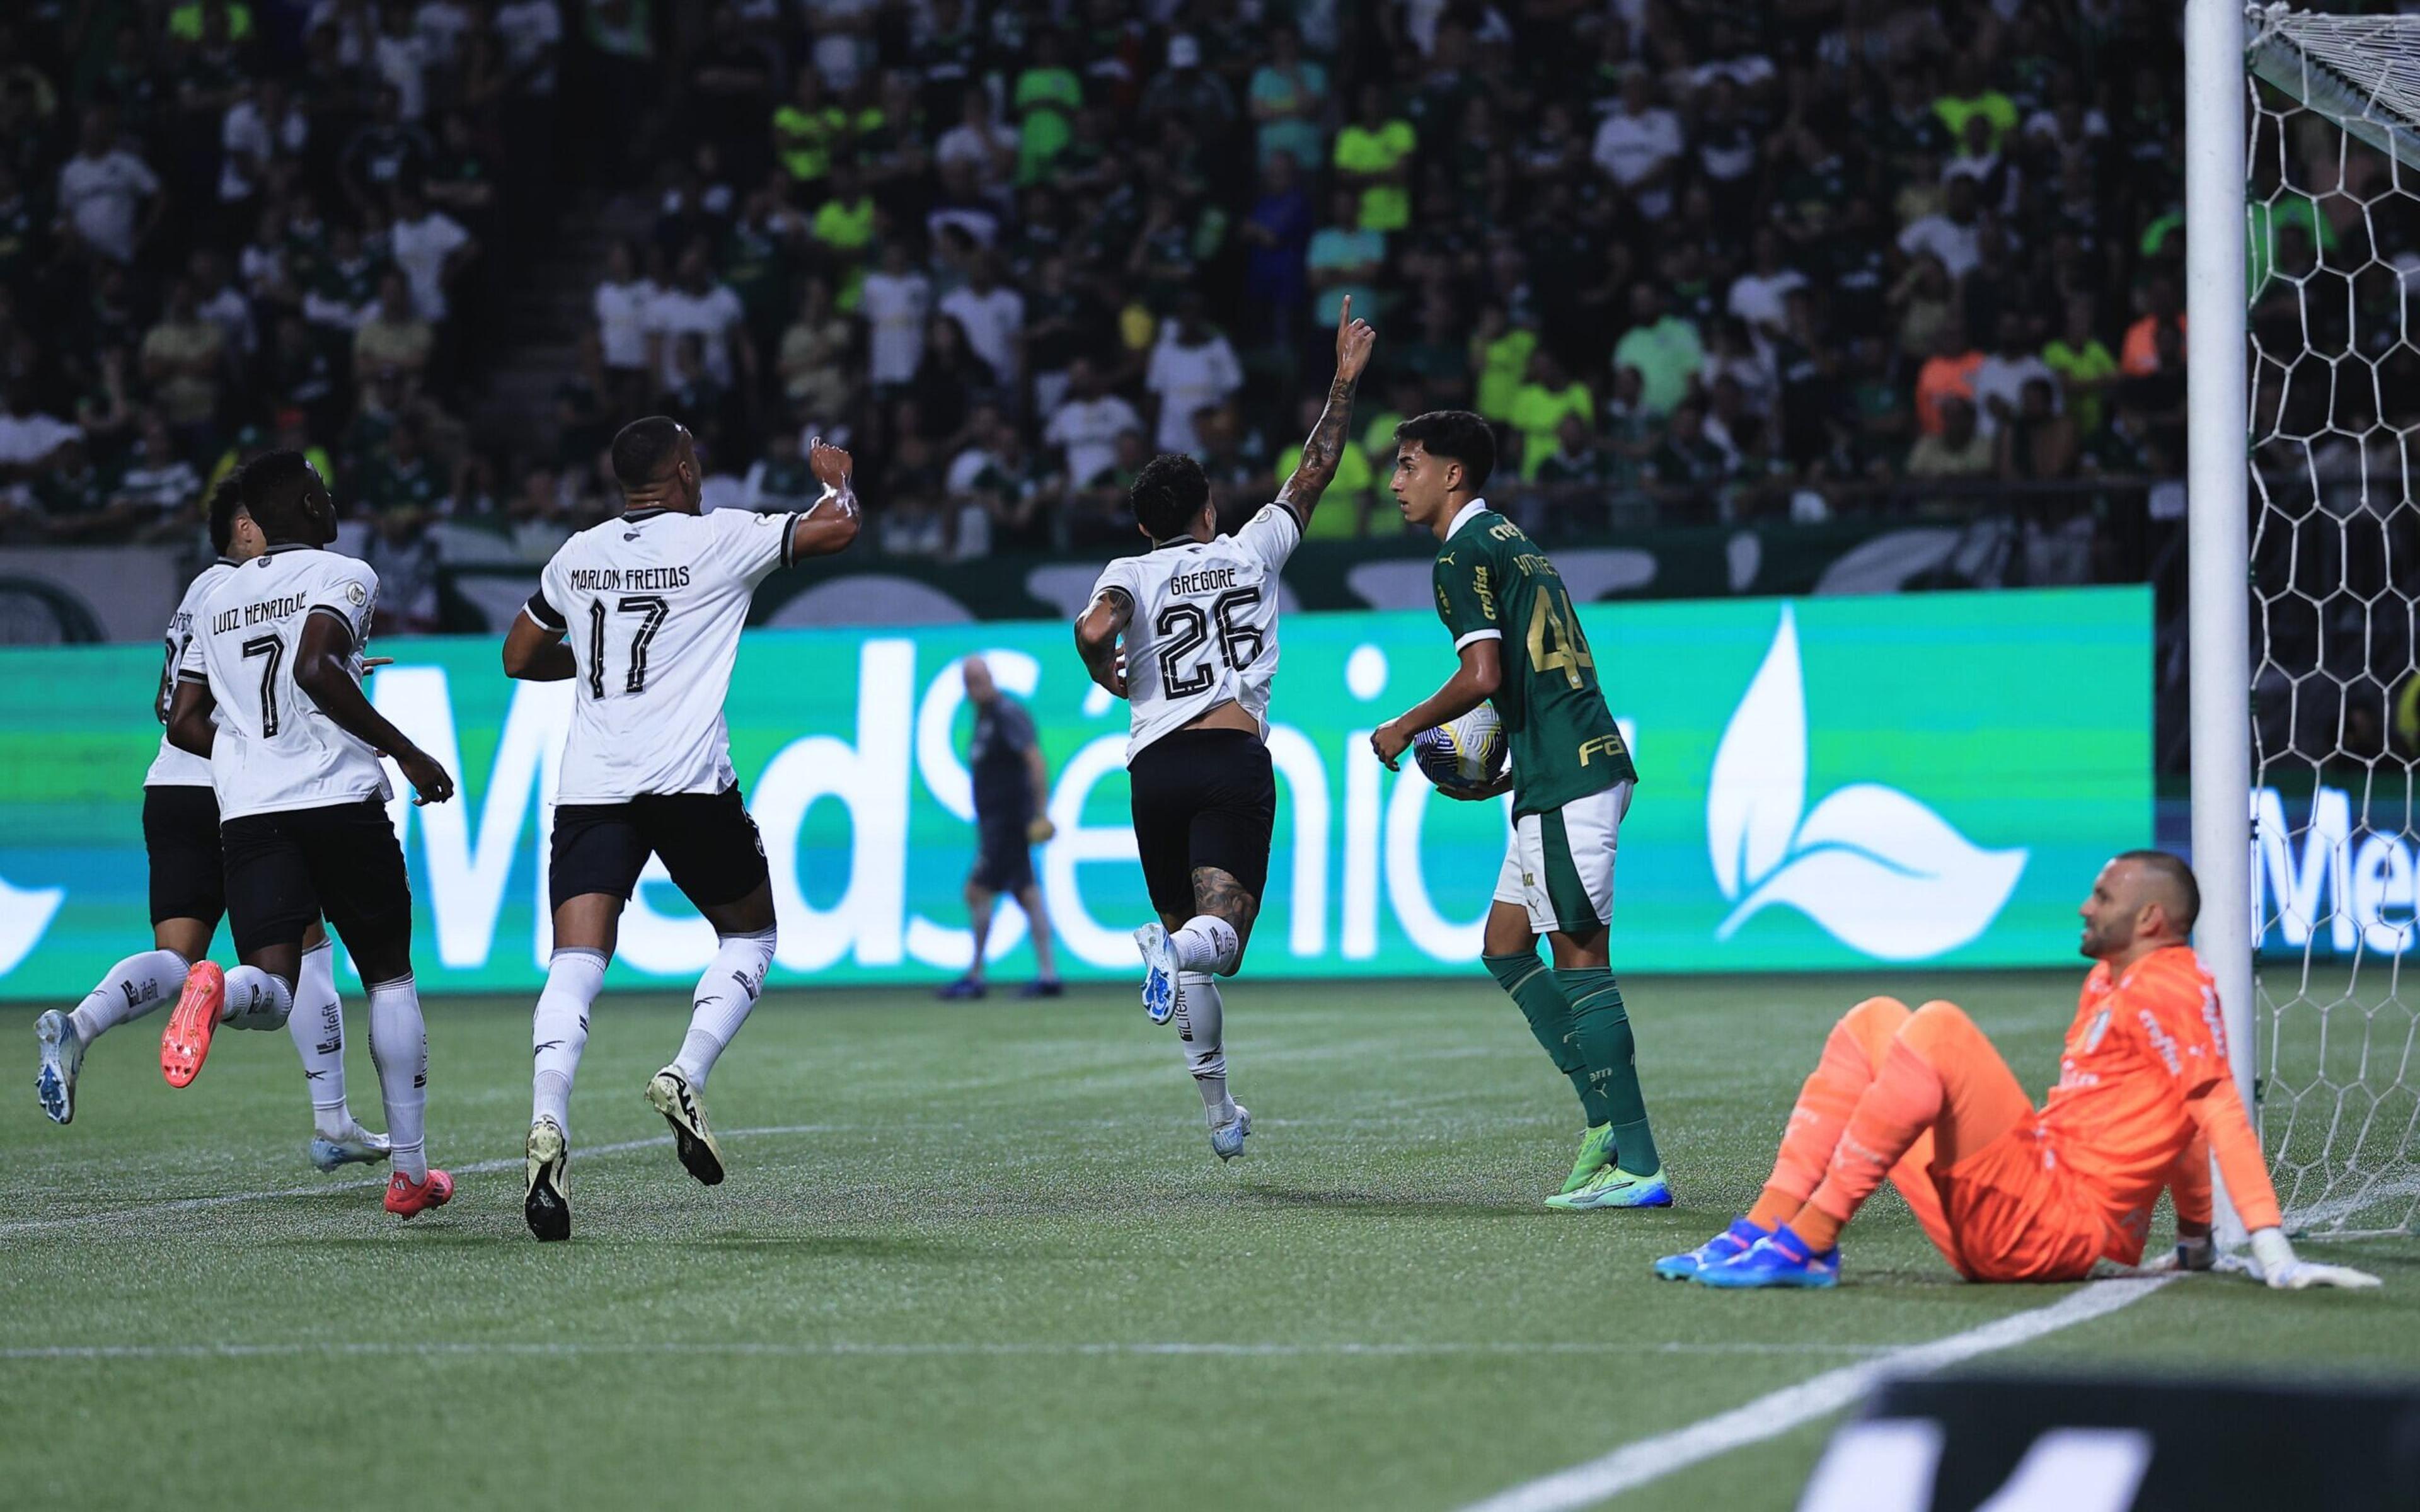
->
[1412, 705, 1508, 792]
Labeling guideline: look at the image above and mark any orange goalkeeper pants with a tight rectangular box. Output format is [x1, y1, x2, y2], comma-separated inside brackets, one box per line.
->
[1770, 997, 2115, 1283]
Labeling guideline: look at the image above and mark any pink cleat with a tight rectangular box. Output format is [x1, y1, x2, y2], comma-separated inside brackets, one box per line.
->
[161, 963, 226, 1089]
[384, 1169, 454, 1218]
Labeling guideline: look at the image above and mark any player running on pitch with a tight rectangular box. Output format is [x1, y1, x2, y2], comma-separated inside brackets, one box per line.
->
[1370, 411, 1666, 1210]
[1664, 851, 2380, 1290]
[35, 474, 389, 1171]
[1074, 297, 1376, 1161]
[166, 452, 461, 1218]
[500, 416, 860, 1240]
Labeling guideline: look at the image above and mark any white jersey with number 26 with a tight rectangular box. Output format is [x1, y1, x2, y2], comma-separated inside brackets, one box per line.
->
[1090, 500, 1302, 762]
[529, 505, 804, 803]
[178, 546, 391, 821]
[146, 557, 237, 788]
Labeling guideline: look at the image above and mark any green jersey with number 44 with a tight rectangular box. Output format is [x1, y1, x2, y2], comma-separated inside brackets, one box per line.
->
[1432, 507, 1637, 816]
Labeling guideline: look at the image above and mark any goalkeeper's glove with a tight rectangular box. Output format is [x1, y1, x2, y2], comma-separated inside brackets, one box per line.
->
[2138, 1230, 2216, 1274]
[2247, 1227, 2383, 1290]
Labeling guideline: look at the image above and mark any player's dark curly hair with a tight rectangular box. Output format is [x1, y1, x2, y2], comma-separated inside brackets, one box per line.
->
[1129, 452, 1209, 542]
[238, 449, 323, 542]
[205, 468, 248, 557]
[1395, 410, 1497, 491]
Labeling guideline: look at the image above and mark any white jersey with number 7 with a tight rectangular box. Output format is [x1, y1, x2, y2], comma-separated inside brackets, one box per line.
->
[527, 505, 809, 803]
[177, 545, 391, 820]
[1089, 500, 1302, 762]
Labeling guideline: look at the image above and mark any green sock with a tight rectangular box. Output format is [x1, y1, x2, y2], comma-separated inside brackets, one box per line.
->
[1483, 951, 1608, 1125]
[1555, 966, 1660, 1176]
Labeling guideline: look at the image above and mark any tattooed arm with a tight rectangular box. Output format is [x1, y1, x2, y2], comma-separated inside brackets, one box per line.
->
[1275, 294, 1378, 534]
[1075, 585, 1134, 699]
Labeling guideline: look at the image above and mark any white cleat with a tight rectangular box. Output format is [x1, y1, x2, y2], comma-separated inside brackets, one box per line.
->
[307, 1121, 392, 1172]
[525, 1116, 570, 1241]
[1210, 1105, 1252, 1162]
[1134, 925, 1181, 1026]
[34, 1010, 85, 1125]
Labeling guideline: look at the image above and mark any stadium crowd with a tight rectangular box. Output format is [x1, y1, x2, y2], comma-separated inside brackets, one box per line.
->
[0, 0, 2395, 585]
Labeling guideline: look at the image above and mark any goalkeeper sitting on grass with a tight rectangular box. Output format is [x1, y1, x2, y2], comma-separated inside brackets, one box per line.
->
[1662, 850, 2380, 1292]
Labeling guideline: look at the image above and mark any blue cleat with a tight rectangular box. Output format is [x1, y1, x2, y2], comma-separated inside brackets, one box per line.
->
[936, 976, 988, 1001]
[1209, 1104, 1252, 1162]
[1693, 1226, 1840, 1289]
[1654, 1217, 1769, 1281]
[1132, 925, 1180, 1026]
[34, 1010, 85, 1125]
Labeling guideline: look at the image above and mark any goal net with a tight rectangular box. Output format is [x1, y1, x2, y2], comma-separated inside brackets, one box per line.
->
[2241, 4, 2420, 1238]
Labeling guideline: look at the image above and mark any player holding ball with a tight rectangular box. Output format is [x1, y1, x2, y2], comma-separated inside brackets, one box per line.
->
[1371, 411, 1666, 1210]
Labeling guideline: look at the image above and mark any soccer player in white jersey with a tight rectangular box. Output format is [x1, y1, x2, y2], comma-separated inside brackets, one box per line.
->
[35, 473, 389, 1172]
[500, 416, 861, 1241]
[1073, 299, 1376, 1160]
[166, 452, 462, 1219]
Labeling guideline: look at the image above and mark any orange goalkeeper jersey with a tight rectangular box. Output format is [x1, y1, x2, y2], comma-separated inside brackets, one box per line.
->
[2037, 944, 2283, 1256]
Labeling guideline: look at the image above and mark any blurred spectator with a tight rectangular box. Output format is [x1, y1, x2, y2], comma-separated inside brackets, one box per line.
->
[1306, 185, 1382, 328]
[1509, 352, 1593, 483]
[861, 240, 932, 391]
[1591, 71, 1681, 221]
[2043, 294, 2119, 438]
[1278, 391, 1372, 539]
[1906, 395, 1995, 484]
[0, 381, 78, 479]
[141, 281, 226, 445]
[57, 108, 164, 267]
[114, 411, 203, 537]
[594, 239, 657, 411]
[777, 278, 855, 418]
[647, 246, 752, 396]
[389, 180, 475, 324]
[2123, 275, 2187, 377]
[1914, 321, 1985, 437]
[1999, 377, 2081, 481]
[354, 272, 433, 390]
[1973, 312, 2060, 437]
[938, 253, 1024, 389]
[1044, 357, 1141, 497]
[1334, 82, 1414, 233]
[1143, 298, 1241, 455]
[1899, 173, 1984, 280]
[1611, 285, 1700, 418]
[742, 427, 821, 513]
[1248, 24, 1328, 172]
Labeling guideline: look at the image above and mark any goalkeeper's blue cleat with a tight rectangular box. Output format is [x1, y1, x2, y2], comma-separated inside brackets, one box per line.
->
[35, 1009, 85, 1125]
[1209, 1105, 1251, 1162]
[1544, 1164, 1672, 1210]
[1693, 1226, 1839, 1289]
[1132, 924, 1180, 1026]
[1654, 1217, 1768, 1281]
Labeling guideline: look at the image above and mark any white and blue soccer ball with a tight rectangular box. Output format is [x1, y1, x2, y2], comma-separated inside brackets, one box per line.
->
[1412, 704, 1508, 792]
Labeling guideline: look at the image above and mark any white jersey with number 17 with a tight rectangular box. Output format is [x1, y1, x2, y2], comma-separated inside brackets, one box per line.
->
[527, 505, 805, 803]
[177, 546, 391, 821]
[1090, 500, 1301, 762]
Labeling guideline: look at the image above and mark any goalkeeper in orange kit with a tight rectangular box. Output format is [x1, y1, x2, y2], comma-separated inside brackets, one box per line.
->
[1662, 851, 2381, 1291]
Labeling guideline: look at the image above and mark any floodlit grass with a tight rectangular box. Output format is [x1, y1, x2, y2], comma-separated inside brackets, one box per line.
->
[4, 971, 2414, 1509]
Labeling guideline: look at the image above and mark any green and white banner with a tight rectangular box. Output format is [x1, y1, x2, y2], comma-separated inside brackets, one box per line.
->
[0, 587, 2152, 997]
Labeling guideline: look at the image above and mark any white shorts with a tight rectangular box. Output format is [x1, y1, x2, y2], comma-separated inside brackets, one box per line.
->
[1493, 781, 1632, 936]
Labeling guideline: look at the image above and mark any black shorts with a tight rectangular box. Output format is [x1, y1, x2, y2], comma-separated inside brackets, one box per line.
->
[1127, 727, 1276, 919]
[971, 817, 1034, 894]
[143, 784, 225, 927]
[549, 784, 770, 914]
[219, 796, 413, 958]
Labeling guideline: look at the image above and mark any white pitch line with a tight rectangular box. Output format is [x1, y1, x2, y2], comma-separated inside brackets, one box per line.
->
[0, 1123, 837, 1237]
[1, 1339, 1896, 1363]
[1458, 1276, 2175, 1512]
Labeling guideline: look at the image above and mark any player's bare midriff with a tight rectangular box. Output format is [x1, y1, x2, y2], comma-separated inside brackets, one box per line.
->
[1182, 699, 1260, 736]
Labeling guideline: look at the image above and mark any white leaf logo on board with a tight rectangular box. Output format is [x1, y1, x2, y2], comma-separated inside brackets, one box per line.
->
[0, 871, 64, 976]
[1708, 606, 2027, 961]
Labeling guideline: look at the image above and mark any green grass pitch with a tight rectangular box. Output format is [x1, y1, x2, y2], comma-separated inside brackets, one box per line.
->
[4, 971, 2416, 1510]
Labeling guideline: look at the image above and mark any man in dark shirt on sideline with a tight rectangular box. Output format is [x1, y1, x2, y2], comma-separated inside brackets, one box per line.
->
[940, 656, 1064, 1000]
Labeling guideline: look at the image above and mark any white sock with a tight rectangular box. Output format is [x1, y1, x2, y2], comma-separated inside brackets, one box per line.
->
[66, 947, 190, 1042]
[533, 948, 606, 1137]
[289, 941, 352, 1140]
[221, 965, 294, 1031]
[1175, 971, 1238, 1127]
[673, 927, 775, 1090]
[366, 975, 429, 1182]
[1169, 914, 1240, 975]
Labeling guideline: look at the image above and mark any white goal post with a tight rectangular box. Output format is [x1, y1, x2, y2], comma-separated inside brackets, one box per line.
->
[2189, 1, 2420, 1240]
